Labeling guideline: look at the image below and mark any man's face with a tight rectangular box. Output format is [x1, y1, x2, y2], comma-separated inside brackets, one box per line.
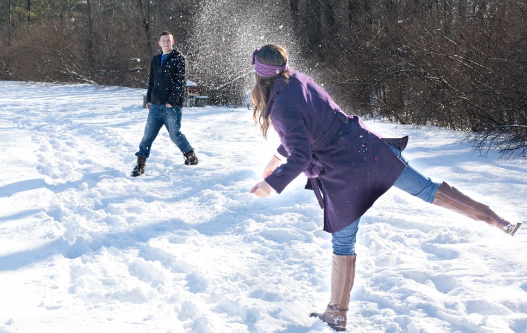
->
[159, 35, 174, 54]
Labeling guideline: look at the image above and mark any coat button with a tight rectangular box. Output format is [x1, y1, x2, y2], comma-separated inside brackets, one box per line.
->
[273, 168, 283, 176]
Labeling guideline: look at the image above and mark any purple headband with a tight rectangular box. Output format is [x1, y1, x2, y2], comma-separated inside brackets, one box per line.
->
[251, 48, 288, 77]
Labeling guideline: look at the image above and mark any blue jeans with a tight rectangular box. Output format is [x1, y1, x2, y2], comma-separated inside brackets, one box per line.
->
[136, 104, 192, 159]
[331, 144, 441, 255]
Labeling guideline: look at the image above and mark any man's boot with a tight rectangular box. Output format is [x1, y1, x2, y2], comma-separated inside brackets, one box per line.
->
[433, 181, 521, 235]
[131, 156, 146, 177]
[311, 254, 356, 331]
[183, 149, 199, 165]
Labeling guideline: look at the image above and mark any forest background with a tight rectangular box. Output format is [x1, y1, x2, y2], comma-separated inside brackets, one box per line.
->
[1, 0, 526, 157]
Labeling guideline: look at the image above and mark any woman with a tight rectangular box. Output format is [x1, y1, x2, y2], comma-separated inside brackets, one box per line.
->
[249, 44, 521, 331]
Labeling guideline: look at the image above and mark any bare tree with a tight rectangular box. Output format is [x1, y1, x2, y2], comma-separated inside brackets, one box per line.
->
[287, 0, 527, 158]
[1, 0, 525, 156]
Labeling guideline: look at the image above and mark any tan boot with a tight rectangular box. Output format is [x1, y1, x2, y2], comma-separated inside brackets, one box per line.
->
[311, 254, 356, 331]
[433, 182, 521, 235]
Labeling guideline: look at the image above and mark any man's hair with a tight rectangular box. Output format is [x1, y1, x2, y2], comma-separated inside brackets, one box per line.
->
[159, 31, 174, 39]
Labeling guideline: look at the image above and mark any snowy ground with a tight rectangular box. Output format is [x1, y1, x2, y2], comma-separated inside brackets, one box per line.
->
[0, 81, 526, 333]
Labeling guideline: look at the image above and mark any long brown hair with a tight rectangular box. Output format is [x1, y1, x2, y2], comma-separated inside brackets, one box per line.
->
[251, 44, 290, 138]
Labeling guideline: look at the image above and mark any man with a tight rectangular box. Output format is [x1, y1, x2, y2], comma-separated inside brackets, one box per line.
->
[132, 31, 198, 177]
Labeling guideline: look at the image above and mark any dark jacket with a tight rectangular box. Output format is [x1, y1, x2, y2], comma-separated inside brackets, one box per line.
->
[264, 71, 407, 233]
[146, 48, 186, 107]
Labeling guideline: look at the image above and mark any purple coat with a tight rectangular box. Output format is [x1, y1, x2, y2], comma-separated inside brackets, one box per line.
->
[264, 71, 407, 233]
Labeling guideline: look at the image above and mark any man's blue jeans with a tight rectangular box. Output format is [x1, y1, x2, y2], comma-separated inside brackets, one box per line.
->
[331, 143, 441, 255]
[136, 104, 192, 159]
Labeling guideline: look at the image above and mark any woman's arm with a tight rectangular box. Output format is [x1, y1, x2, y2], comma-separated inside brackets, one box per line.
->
[263, 155, 282, 179]
[263, 105, 312, 193]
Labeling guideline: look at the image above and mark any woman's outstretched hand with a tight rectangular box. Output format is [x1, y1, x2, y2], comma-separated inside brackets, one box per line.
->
[252, 155, 281, 197]
[250, 181, 272, 197]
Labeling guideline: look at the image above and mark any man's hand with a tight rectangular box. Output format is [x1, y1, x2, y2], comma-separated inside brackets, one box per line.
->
[166, 103, 173, 108]
[250, 181, 272, 197]
[145, 102, 151, 109]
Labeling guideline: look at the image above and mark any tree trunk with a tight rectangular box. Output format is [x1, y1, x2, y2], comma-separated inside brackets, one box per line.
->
[8, 0, 11, 46]
[136, 0, 153, 55]
[86, 0, 94, 76]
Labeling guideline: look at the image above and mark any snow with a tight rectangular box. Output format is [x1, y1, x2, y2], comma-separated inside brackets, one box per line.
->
[0, 81, 526, 333]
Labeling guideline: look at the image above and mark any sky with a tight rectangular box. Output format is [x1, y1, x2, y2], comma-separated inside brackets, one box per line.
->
[0, 81, 526, 333]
